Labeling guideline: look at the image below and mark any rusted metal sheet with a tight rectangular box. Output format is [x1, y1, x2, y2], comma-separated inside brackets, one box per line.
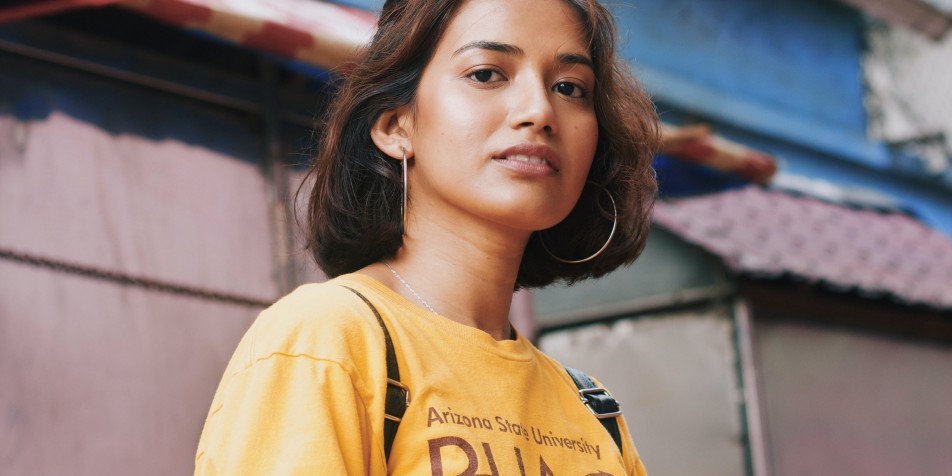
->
[539, 306, 746, 476]
[755, 318, 952, 475]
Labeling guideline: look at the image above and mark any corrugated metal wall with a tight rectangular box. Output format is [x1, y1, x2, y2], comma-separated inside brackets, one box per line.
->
[1, 52, 278, 474]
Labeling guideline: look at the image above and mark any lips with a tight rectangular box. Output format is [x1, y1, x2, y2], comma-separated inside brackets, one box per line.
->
[492, 143, 561, 174]
[507, 155, 549, 165]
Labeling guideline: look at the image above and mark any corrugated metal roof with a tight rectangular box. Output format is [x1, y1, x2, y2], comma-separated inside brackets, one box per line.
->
[653, 185, 952, 310]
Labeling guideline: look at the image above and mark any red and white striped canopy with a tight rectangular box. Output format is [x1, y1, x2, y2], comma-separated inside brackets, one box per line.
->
[0, 0, 378, 70]
[0, 0, 779, 182]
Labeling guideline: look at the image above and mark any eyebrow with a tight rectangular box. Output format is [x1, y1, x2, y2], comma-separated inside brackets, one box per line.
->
[453, 40, 524, 57]
[452, 40, 594, 70]
[557, 52, 594, 70]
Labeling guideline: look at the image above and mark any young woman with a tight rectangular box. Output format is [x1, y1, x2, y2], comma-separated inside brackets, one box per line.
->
[195, 0, 658, 474]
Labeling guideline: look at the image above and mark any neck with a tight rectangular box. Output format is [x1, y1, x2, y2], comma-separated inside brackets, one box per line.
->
[368, 210, 529, 341]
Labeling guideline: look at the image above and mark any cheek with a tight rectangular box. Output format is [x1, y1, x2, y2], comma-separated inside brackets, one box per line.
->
[581, 120, 599, 153]
[570, 116, 599, 173]
[415, 84, 499, 148]
[410, 91, 492, 188]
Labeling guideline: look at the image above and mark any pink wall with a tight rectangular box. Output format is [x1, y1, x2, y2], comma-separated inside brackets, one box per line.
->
[0, 112, 273, 474]
[1, 103, 539, 475]
[756, 319, 952, 475]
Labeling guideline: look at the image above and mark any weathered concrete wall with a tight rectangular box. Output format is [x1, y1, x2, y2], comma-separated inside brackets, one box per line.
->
[864, 21, 952, 181]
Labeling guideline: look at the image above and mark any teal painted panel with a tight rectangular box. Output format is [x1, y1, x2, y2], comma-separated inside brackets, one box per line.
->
[534, 226, 728, 325]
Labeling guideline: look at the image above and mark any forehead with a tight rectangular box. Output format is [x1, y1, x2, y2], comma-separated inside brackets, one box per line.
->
[437, 0, 589, 57]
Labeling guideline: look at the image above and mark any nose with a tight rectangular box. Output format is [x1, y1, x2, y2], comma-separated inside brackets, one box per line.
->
[508, 76, 558, 135]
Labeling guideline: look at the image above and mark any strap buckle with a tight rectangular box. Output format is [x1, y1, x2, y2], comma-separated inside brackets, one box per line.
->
[579, 387, 622, 419]
[384, 378, 411, 422]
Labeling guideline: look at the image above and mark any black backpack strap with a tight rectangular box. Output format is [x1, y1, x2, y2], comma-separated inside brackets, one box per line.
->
[565, 367, 623, 455]
[342, 286, 409, 462]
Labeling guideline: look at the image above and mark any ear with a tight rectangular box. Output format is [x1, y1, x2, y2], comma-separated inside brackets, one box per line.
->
[370, 106, 414, 160]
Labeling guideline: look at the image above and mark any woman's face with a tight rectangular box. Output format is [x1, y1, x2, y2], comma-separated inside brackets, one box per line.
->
[405, 0, 598, 235]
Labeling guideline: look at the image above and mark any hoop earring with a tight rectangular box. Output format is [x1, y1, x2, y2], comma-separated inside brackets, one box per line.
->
[538, 182, 618, 264]
[401, 148, 408, 234]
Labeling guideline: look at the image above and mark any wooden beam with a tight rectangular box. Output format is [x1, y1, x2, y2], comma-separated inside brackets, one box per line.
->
[739, 278, 952, 343]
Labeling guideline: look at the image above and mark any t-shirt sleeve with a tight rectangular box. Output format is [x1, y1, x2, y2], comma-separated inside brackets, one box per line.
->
[617, 415, 649, 476]
[194, 353, 375, 475]
[589, 375, 648, 476]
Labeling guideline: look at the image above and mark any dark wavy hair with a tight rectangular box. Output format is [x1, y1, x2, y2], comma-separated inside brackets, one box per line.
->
[303, 0, 659, 288]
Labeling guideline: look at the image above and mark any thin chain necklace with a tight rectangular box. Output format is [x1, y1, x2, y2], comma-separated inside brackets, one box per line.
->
[383, 262, 516, 340]
[384, 262, 438, 314]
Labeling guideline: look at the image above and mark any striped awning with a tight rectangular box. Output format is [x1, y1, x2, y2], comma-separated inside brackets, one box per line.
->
[1, 1, 780, 181]
[0, 0, 377, 70]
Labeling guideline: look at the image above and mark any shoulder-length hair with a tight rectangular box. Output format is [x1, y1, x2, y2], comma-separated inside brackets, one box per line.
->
[304, 0, 660, 288]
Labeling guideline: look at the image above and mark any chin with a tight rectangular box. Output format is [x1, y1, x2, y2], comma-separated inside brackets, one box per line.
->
[465, 186, 580, 232]
[492, 208, 573, 233]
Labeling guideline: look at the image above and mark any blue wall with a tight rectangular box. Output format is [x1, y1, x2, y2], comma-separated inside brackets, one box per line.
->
[614, 0, 952, 236]
[333, 0, 952, 235]
[330, 0, 382, 10]
[615, 0, 866, 134]
[701, 111, 952, 236]
[615, 0, 892, 170]
[0, 53, 264, 164]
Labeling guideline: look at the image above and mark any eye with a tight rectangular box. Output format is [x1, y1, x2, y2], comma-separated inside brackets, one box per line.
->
[554, 81, 586, 99]
[467, 68, 504, 83]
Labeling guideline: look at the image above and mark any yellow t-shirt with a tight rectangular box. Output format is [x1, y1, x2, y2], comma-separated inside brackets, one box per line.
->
[195, 273, 648, 475]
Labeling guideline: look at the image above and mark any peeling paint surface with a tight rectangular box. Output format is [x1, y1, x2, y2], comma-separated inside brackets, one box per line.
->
[864, 22, 952, 179]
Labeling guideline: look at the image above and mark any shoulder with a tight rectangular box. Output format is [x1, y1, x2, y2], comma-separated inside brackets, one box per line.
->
[530, 349, 650, 472]
[530, 348, 618, 407]
[524, 343, 579, 389]
[238, 276, 386, 373]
